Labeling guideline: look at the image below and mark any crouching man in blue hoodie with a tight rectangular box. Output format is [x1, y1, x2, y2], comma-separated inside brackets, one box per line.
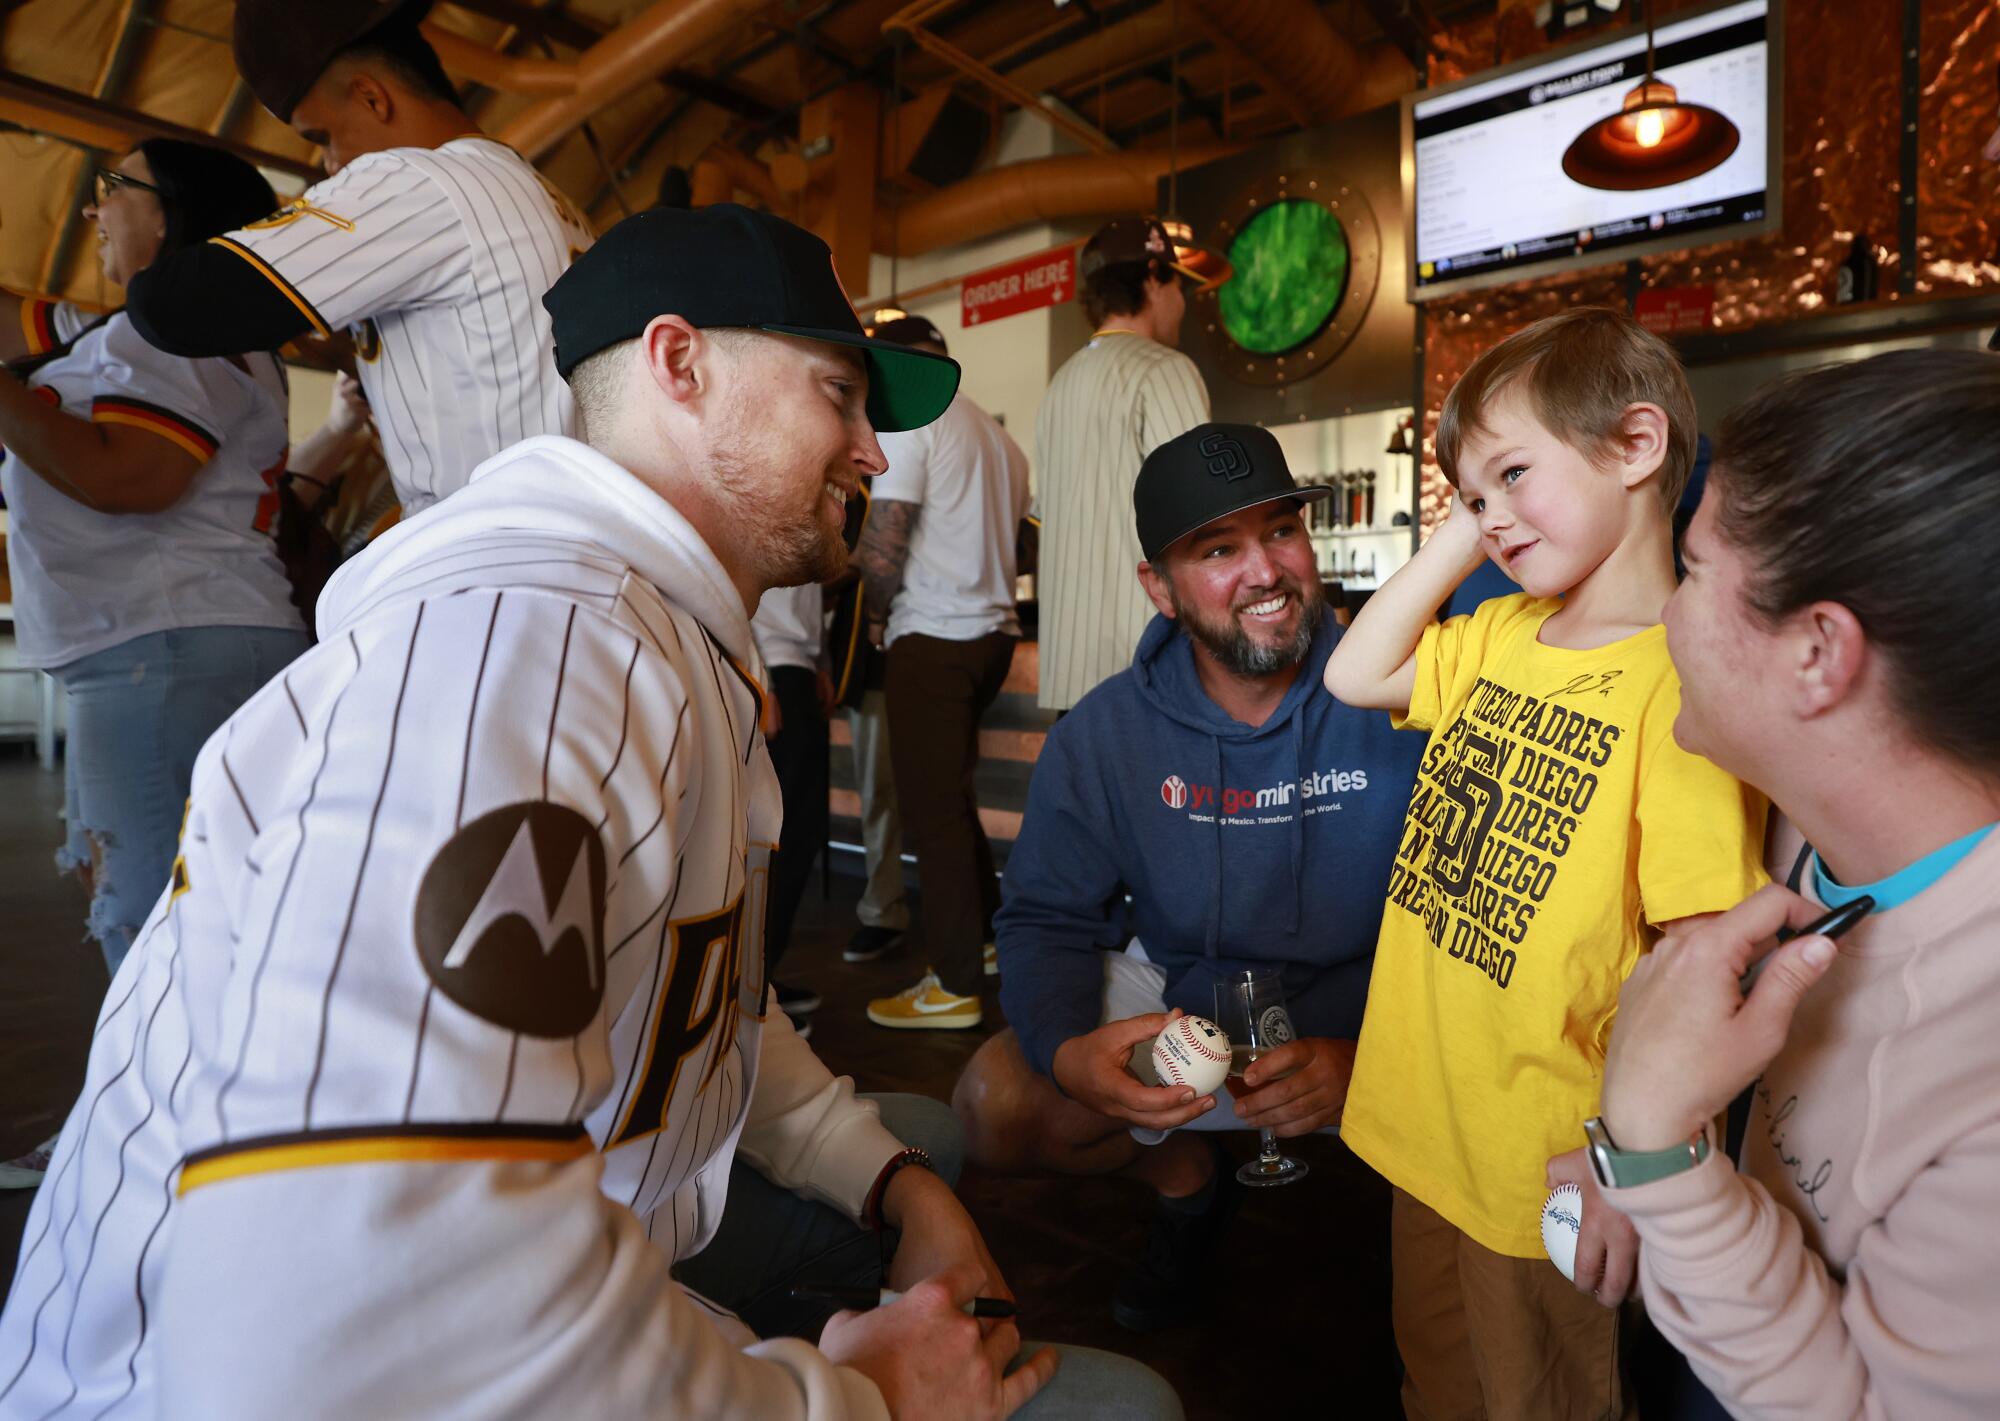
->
[953, 424, 1422, 1332]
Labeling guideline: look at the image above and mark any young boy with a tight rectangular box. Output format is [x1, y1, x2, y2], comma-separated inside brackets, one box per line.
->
[1324, 308, 1767, 1420]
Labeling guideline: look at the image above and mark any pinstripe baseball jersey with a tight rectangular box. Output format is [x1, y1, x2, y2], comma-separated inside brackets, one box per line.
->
[216, 137, 593, 517]
[1032, 331, 1209, 710]
[0, 435, 905, 1419]
[0, 310, 298, 668]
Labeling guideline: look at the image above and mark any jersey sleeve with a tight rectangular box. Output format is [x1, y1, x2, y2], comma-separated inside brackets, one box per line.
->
[1633, 674, 1769, 924]
[127, 153, 468, 354]
[85, 315, 242, 464]
[870, 426, 930, 505]
[1135, 351, 1210, 455]
[18, 296, 95, 354]
[158, 591, 887, 1420]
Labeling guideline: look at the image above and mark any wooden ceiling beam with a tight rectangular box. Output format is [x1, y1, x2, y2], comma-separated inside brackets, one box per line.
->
[438, 0, 606, 53]
[0, 69, 319, 179]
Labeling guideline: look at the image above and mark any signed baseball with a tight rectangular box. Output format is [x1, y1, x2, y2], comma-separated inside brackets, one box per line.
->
[1541, 1183, 1583, 1282]
[1151, 1015, 1231, 1096]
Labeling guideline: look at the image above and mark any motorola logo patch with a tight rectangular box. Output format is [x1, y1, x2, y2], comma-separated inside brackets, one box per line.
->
[414, 801, 607, 1038]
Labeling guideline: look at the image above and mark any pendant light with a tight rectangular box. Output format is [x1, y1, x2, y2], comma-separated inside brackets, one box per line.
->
[1560, 0, 1740, 192]
[1160, 0, 1232, 291]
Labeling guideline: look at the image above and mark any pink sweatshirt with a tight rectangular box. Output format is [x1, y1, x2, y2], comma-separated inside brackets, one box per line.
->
[1610, 827, 2000, 1420]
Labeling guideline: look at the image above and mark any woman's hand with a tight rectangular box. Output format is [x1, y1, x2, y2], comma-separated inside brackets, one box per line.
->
[1601, 884, 1838, 1152]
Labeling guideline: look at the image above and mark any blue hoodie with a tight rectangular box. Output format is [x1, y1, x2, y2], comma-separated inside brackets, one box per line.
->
[997, 610, 1424, 1078]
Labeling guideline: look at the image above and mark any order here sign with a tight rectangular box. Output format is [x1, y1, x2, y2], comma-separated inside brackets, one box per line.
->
[961, 245, 1076, 326]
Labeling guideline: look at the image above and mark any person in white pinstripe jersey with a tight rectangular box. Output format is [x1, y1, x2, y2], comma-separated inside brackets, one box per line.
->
[122, 0, 592, 519]
[1033, 217, 1211, 713]
[0, 206, 1180, 1421]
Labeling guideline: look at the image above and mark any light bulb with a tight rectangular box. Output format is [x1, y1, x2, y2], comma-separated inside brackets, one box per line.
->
[1634, 108, 1665, 149]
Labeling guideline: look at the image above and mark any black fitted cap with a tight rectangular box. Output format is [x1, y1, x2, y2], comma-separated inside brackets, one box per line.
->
[234, 0, 433, 125]
[1135, 423, 1331, 562]
[1081, 215, 1203, 283]
[868, 313, 947, 353]
[544, 204, 961, 434]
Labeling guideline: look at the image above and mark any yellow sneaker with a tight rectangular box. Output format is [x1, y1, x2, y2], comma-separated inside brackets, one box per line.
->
[983, 943, 999, 977]
[867, 970, 983, 1030]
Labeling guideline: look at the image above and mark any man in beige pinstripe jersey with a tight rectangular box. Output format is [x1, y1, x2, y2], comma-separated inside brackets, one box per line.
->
[1033, 218, 1211, 713]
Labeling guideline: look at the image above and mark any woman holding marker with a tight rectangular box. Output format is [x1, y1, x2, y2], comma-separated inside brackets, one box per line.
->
[1589, 349, 2000, 1419]
[0, 139, 306, 974]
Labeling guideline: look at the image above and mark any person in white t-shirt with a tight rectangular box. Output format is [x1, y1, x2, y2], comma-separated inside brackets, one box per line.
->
[0, 140, 309, 976]
[750, 580, 832, 1035]
[854, 316, 1033, 1030]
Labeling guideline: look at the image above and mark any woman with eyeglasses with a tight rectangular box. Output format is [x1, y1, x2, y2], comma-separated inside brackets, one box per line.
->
[0, 139, 308, 977]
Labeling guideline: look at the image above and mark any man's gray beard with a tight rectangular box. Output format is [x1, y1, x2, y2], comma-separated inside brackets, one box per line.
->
[1171, 579, 1324, 677]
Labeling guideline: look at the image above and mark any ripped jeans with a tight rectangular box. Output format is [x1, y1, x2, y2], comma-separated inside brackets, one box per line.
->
[54, 625, 309, 972]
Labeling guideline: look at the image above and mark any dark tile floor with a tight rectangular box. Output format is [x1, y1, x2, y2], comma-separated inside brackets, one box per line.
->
[0, 749, 1402, 1419]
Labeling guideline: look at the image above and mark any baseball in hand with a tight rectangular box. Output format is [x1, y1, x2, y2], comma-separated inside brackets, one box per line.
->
[1151, 1015, 1231, 1096]
[1541, 1183, 1582, 1282]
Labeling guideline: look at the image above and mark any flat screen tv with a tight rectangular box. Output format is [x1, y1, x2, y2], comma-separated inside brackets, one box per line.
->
[1405, 0, 1780, 302]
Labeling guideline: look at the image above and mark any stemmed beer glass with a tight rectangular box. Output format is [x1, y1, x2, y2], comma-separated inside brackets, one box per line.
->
[1214, 968, 1309, 1187]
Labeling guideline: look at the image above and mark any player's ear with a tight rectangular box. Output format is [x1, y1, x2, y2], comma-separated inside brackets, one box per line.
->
[638, 315, 704, 407]
[348, 68, 397, 126]
[1138, 559, 1177, 620]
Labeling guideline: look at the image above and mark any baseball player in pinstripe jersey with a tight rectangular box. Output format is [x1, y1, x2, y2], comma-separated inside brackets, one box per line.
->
[121, 0, 592, 517]
[0, 206, 1192, 1421]
[1034, 218, 1211, 712]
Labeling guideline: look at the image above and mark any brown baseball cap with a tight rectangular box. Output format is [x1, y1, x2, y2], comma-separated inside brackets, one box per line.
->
[1081, 216, 1204, 284]
[234, 0, 435, 125]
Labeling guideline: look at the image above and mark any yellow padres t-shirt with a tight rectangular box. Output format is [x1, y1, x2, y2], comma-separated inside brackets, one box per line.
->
[1342, 594, 1767, 1257]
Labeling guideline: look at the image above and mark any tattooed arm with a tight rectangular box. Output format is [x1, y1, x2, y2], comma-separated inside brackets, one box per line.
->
[855, 497, 920, 646]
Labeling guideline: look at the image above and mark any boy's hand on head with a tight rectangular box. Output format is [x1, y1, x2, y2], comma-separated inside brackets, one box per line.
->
[1547, 1147, 1639, 1307]
[1432, 495, 1489, 574]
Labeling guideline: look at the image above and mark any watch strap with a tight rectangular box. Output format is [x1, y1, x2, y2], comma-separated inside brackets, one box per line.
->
[1583, 1116, 1711, 1189]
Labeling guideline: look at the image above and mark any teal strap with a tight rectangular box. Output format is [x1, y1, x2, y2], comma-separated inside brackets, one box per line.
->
[1813, 822, 1999, 912]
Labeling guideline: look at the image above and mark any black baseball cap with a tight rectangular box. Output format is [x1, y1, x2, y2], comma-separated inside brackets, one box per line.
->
[1081, 216, 1204, 284]
[868, 313, 948, 353]
[1134, 423, 1331, 562]
[234, 0, 434, 124]
[544, 205, 961, 434]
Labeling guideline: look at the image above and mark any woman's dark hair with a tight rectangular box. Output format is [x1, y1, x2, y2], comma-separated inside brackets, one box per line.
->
[1708, 347, 2000, 774]
[133, 137, 280, 260]
[1082, 258, 1175, 327]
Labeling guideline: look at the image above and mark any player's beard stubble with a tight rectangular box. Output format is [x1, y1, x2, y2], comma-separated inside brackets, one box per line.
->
[705, 392, 850, 592]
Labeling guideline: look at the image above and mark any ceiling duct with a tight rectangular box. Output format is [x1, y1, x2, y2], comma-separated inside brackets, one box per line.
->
[1188, 0, 1416, 122]
[875, 144, 1238, 257]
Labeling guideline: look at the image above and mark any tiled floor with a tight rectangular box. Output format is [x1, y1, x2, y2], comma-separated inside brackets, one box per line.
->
[0, 748, 1402, 1418]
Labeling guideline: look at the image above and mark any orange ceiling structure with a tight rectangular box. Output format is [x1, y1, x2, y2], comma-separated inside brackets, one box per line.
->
[0, 0, 1475, 306]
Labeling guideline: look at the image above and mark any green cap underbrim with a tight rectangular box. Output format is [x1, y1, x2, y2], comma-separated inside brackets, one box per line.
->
[760, 325, 962, 433]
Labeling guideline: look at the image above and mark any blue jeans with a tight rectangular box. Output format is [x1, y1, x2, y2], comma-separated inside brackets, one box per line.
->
[54, 624, 309, 971]
[675, 1093, 1184, 1420]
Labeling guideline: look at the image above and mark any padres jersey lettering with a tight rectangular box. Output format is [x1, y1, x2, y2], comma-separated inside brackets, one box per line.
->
[0, 437, 905, 1419]
[216, 138, 595, 516]
[1034, 332, 1209, 710]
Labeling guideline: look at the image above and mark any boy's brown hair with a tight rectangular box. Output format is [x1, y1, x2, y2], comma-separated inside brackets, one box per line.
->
[1436, 306, 1697, 510]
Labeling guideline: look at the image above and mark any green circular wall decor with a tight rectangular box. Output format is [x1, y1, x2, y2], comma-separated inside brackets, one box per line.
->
[1196, 171, 1380, 389]
[1218, 200, 1350, 355]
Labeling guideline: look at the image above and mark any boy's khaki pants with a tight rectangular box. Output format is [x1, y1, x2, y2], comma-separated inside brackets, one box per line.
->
[1393, 1188, 1636, 1421]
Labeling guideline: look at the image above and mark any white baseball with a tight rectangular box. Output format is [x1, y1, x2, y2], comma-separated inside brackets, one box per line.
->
[1541, 1183, 1583, 1282]
[1151, 1015, 1231, 1096]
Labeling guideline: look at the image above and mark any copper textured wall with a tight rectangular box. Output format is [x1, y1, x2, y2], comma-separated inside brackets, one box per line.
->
[1415, 0, 1995, 532]
[1916, 0, 2000, 294]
